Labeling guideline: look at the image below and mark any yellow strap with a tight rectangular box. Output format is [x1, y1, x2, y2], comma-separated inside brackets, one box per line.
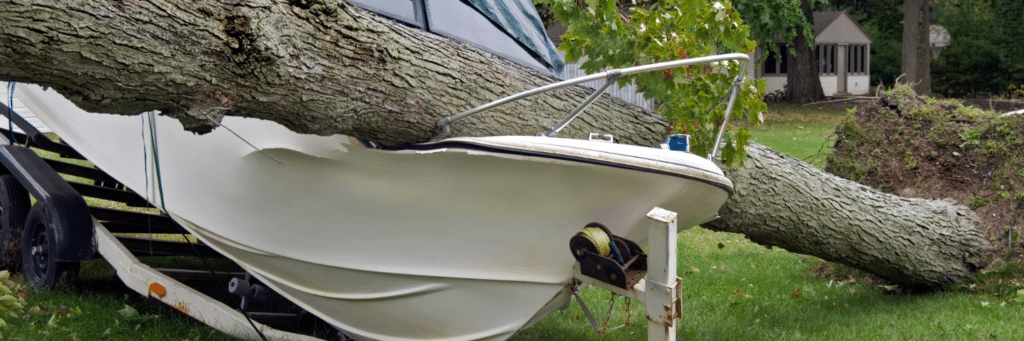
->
[578, 227, 611, 257]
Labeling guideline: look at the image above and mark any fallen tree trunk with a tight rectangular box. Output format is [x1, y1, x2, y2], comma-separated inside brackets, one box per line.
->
[706, 142, 990, 290]
[0, 0, 666, 146]
[0, 0, 991, 289]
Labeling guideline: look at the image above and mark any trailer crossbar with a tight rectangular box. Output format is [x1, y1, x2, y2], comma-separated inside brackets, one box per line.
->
[94, 218, 323, 341]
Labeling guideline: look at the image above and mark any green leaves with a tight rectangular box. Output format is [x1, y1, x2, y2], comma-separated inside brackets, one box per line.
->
[0, 271, 25, 329]
[536, 0, 766, 167]
[733, 0, 818, 57]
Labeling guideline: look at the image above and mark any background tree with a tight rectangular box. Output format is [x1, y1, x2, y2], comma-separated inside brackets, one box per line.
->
[833, 0, 1023, 98]
[537, 0, 766, 166]
[902, 0, 931, 94]
[995, 0, 1024, 85]
[931, 0, 1002, 97]
[931, 0, 1024, 97]
[733, 0, 827, 104]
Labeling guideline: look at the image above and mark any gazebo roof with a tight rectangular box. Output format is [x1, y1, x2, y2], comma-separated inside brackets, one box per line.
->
[813, 11, 872, 44]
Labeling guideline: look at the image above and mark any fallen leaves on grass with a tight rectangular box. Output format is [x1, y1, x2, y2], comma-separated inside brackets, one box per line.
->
[119, 304, 140, 318]
[0, 271, 25, 328]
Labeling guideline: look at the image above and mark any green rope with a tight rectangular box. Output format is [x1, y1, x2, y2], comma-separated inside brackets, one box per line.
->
[147, 114, 166, 210]
[578, 227, 611, 257]
[6, 82, 15, 144]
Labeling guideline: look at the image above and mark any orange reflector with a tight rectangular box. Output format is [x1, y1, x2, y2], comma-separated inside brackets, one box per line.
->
[149, 282, 167, 298]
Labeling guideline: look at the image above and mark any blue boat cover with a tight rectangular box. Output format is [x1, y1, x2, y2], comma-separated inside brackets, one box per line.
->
[348, 0, 563, 73]
[462, 0, 564, 73]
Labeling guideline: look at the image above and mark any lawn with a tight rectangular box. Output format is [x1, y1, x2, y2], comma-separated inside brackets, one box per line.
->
[3, 102, 1021, 340]
[513, 227, 1024, 340]
[744, 102, 850, 169]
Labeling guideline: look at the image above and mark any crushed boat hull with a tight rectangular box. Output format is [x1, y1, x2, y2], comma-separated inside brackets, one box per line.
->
[17, 84, 731, 340]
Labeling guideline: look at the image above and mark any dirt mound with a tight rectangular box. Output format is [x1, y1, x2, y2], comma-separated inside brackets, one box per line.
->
[826, 85, 1023, 274]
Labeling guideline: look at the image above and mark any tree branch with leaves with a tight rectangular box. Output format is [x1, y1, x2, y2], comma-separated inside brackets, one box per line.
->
[537, 0, 766, 166]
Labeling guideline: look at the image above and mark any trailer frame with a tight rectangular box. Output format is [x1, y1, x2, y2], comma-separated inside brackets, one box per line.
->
[1, 101, 335, 341]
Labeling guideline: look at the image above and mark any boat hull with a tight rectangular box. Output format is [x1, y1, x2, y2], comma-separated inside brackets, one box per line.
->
[17, 84, 731, 340]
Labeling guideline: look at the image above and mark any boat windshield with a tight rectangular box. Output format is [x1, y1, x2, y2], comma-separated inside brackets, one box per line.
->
[348, 0, 563, 74]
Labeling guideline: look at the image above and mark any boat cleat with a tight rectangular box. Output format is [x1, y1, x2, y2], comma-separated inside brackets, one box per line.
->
[587, 133, 615, 143]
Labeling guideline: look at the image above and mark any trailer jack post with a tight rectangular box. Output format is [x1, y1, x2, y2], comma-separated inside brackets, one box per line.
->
[645, 207, 679, 341]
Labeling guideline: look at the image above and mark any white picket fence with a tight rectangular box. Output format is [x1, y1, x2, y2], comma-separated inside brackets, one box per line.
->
[558, 59, 656, 111]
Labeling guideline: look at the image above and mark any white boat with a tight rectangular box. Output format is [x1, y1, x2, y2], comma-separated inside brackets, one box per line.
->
[12, 53, 742, 340]
[6, 1, 750, 336]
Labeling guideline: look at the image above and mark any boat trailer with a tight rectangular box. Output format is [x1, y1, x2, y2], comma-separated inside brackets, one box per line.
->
[0, 101, 332, 340]
[0, 106, 694, 340]
[0, 54, 749, 340]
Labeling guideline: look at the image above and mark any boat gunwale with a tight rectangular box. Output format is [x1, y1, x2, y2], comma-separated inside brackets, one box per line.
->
[379, 139, 735, 196]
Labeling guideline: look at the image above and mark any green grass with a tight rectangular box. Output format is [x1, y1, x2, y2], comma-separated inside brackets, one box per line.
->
[0, 271, 243, 341]
[744, 103, 849, 169]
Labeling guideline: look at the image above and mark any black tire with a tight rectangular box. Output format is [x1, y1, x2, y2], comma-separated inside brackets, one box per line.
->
[0, 174, 30, 271]
[21, 204, 79, 290]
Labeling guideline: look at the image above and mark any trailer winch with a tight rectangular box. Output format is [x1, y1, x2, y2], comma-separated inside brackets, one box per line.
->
[569, 209, 685, 341]
[569, 222, 647, 289]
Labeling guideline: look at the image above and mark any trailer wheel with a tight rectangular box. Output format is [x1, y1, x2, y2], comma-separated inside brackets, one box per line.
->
[21, 204, 79, 290]
[0, 174, 30, 271]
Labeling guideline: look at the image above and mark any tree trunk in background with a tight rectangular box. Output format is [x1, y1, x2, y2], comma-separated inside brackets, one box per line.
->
[0, 0, 666, 147]
[705, 142, 989, 290]
[786, 0, 826, 103]
[901, 0, 931, 94]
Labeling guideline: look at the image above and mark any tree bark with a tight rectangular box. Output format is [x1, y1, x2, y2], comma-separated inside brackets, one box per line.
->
[0, 0, 667, 146]
[901, 0, 931, 94]
[706, 142, 989, 290]
[785, 0, 826, 104]
[0, 0, 990, 289]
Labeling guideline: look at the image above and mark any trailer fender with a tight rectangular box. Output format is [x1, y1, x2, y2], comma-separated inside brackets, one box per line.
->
[0, 145, 95, 262]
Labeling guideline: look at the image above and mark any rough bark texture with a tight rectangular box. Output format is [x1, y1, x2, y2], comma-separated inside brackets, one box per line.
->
[0, 0, 666, 146]
[0, 0, 990, 289]
[785, 0, 826, 104]
[706, 142, 989, 290]
[901, 0, 931, 94]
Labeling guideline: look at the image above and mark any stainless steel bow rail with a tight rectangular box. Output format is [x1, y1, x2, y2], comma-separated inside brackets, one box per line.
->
[436, 53, 751, 160]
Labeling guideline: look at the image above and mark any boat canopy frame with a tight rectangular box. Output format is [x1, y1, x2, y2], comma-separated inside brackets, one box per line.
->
[436, 53, 751, 160]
